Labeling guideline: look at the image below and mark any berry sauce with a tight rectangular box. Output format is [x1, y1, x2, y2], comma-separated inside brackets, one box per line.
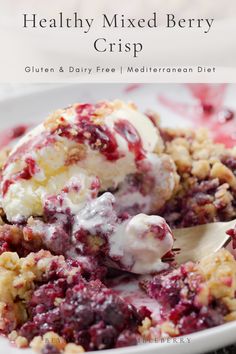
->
[51, 103, 121, 161]
[114, 119, 145, 162]
[124, 84, 142, 94]
[2, 157, 39, 196]
[0, 124, 29, 150]
[158, 84, 236, 147]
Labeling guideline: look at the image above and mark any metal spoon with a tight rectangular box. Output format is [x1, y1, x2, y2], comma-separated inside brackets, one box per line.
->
[173, 219, 236, 265]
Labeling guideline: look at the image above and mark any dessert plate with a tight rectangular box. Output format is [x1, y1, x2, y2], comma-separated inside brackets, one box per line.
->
[0, 83, 236, 354]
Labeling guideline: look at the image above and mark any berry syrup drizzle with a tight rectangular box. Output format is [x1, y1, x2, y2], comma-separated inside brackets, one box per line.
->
[64, 103, 145, 163]
[114, 119, 145, 161]
[2, 157, 39, 197]
[0, 124, 29, 150]
[158, 84, 236, 147]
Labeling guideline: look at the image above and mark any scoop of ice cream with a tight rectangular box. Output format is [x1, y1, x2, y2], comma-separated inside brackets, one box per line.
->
[1, 100, 177, 222]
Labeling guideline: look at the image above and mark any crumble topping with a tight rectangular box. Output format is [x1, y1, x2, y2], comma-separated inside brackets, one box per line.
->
[161, 127, 236, 227]
[30, 332, 86, 353]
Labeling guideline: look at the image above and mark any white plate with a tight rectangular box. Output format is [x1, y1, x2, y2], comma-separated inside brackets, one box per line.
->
[0, 83, 236, 354]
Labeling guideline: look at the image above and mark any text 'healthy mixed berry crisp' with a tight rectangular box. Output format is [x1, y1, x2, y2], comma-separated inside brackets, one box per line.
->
[0, 100, 236, 353]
